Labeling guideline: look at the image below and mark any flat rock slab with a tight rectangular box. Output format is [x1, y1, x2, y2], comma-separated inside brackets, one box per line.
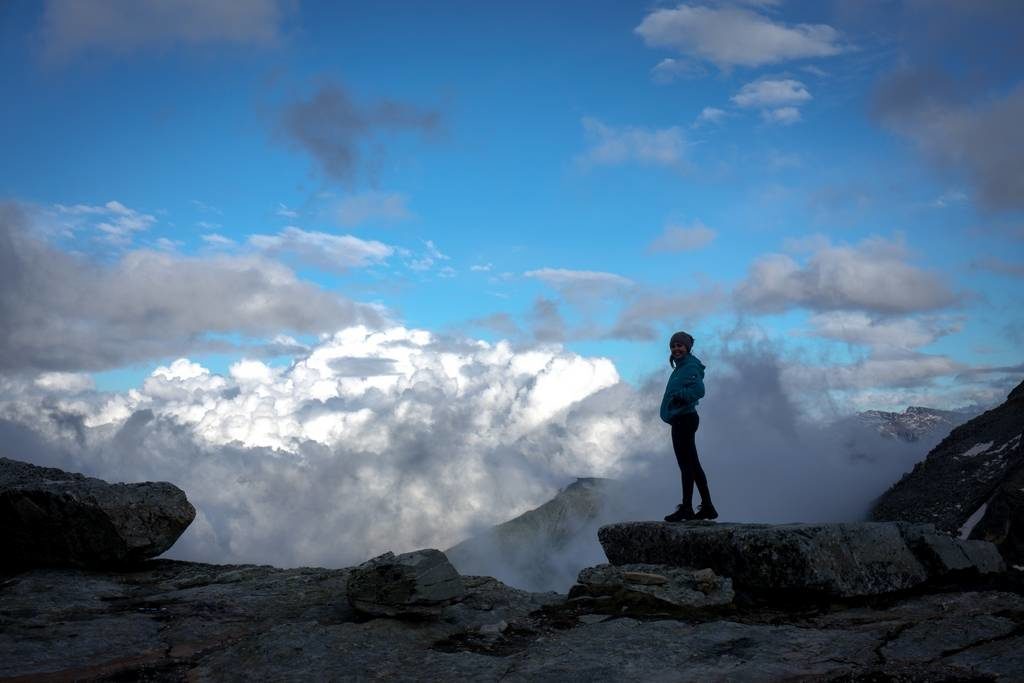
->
[347, 549, 466, 618]
[0, 457, 195, 569]
[598, 521, 1002, 598]
[570, 563, 734, 613]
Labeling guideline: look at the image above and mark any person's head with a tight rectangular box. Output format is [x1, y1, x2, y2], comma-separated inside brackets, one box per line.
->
[669, 331, 694, 367]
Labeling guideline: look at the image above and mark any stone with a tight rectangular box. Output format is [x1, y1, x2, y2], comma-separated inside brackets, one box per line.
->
[0, 457, 195, 569]
[901, 524, 1005, 576]
[3, 560, 1024, 680]
[346, 549, 466, 618]
[599, 521, 935, 598]
[570, 562, 734, 613]
[621, 571, 667, 585]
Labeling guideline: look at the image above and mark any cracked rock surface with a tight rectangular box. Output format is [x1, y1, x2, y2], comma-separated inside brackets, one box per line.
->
[3, 557, 1023, 681]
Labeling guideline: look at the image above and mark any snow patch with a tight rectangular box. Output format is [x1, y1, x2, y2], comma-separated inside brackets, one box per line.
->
[958, 501, 989, 539]
[962, 441, 994, 457]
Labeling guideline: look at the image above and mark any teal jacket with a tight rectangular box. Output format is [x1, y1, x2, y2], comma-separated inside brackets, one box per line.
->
[660, 353, 706, 424]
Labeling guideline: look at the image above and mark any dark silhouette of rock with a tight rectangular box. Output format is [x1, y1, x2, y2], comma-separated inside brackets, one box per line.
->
[346, 549, 466, 618]
[871, 379, 1024, 563]
[0, 457, 195, 569]
[598, 521, 1003, 598]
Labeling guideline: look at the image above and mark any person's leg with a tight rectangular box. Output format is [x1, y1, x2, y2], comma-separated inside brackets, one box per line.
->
[671, 415, 696, 509]
[688, 413, 712, 505]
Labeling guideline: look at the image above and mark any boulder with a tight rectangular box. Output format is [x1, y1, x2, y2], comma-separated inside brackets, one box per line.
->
[598, 521, 1003, 599]
[0, 457, 195, 569]
[569, 563, 734, 613]
[346, 549, 466, 618]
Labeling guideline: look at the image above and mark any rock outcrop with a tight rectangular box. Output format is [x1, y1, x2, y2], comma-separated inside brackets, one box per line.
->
[446, 477, 623, 592]
[0, 457, 195, 569]
[872, 379, 1024, 563]
[568, 563, 734, 614]
[347, 549, 467, 618]
[598, 521, 1003, 598]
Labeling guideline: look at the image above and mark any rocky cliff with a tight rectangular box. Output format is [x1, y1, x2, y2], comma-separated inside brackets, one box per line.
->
[872, 379, 1024, 564]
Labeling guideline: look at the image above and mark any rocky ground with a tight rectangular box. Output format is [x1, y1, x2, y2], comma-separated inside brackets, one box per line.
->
[3, 541, 1024, 681]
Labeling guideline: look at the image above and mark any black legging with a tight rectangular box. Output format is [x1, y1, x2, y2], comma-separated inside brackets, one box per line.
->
[671, 412, 711, 508]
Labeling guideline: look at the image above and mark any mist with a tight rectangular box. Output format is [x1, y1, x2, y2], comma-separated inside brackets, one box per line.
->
[0, 336, 947, 592]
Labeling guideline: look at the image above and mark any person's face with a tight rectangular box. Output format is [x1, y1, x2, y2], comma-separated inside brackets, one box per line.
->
[670, 341, 689, 359]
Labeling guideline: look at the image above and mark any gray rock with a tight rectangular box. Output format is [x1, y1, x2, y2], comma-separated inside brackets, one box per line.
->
[347, 548, 466, 618]
[0, 457, 195, 569]
[570, 563, 734, 613]
[3, 560, 1024, 681]
[902, 523, 1006, 576]
[599, 521, 934, 598]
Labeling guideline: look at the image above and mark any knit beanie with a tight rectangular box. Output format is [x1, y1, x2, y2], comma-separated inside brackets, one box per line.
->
[670, 331, 694, 351]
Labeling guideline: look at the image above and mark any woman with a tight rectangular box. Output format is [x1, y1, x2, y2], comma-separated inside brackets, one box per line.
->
[660, 331, 717, 522]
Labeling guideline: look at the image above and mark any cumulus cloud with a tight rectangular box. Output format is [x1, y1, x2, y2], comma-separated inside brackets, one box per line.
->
[735, 236, 958, 314]
[732, 79, 811, 125]
[279, 82, 440, 184]
[40, 0, 287, 63]
[576, 117, 687, 169]
[635, 4, 843, 70]
[805, 312, 962, 349]
[607, 286, 724, 341]
[335, 191, 413, 227]
[873, 74, 1024, 212]
[648, 221, 717, 253]
[785, 349, 964, 392]
[732, 79, 811, 108]
[0, 203, 383, 373]
[249, 226, 393, 273]
[1, 334, 969, 591]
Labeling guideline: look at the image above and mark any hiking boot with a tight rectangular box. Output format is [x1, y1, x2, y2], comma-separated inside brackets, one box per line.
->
[664, 504, 695, 522]
[694, 503, 718, 520]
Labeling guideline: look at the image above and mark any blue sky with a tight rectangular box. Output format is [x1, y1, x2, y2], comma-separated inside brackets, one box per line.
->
[1, 0, 1022, 412]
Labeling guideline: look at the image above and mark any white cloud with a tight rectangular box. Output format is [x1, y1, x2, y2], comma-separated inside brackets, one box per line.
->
[525, 268, 634, 289]
[735, 236, 959, 314]
[1, 203, 383, 372]
[34, 372, 94, 393]
[55, 200, 156, 246]
[694, 107, 728, 126]
[732, 79, 811, 108]
[276, 203, 298, 219]
[471, 263, 493, 272]
[249, 226, 393, 273]
[648, 221, 717, 252]
[806, 312, 962, 349]
[201, 233, 236, 247]
[3, 336, 972, 592]
[405, 240, 450, 272]
[650, 57, 706, 83]
[785, 350, 964, 391]
[762, 106, 802, 125]
[635, 4, 843, 69]
[335, 191, 413, 227]
[41, 0, 287, 63]
[577, 117, 687, 169]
